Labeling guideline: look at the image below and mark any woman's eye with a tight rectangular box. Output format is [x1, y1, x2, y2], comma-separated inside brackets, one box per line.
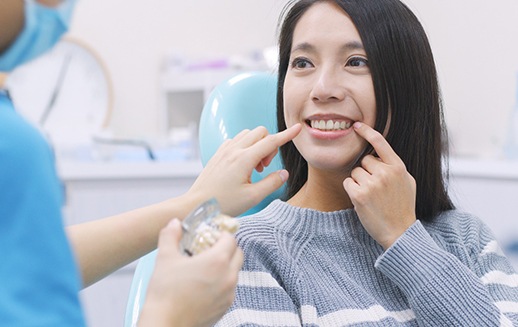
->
[291, 57, 313, 69]
[347, 56, 369, 68]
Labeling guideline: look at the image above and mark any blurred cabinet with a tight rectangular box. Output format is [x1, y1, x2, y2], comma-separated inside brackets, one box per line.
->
[159, 69, 249, 147]
[58, 160, 202, 327]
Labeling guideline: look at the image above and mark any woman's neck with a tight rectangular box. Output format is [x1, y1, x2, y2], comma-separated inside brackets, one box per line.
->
[287, 169, 353, 212]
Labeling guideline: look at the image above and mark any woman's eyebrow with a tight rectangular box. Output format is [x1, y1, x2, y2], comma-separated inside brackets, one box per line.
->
[291, 40, 365, 55]
[291, 42, 316, 54]
[341, 40, 364, 51]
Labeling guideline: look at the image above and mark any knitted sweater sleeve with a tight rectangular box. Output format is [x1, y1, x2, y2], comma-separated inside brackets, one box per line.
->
[214, 270, 302, 327]
[214, 227, 302, 327]
[375, 217, 518, 326]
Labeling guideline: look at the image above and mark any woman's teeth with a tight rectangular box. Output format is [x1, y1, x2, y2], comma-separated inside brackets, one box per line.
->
[309, 120, 352, 131]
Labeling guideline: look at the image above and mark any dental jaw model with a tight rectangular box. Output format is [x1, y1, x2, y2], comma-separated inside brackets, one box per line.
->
[180, 198, 239, 256]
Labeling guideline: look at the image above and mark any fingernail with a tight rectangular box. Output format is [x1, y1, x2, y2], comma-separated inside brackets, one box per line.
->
[168, 218, 179, 228]
[278, 170, 289, 182]
[353, 122, 362, 129]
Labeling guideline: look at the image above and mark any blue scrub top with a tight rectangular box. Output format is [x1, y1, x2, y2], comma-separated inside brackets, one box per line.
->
[0, 91, 86, 326]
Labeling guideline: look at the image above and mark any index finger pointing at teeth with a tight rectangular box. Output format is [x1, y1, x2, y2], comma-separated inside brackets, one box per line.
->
[251, 123, 301, 157]
[353, 122, 400, 165]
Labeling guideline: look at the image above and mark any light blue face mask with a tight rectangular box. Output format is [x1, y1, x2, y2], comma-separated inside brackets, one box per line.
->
[0, 0, 77, 72]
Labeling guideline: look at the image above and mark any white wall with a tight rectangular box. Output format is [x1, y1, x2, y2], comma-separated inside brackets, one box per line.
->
[402, 0, 518, 158]
[68, 0, 518, 159]
[68, 0, 290, 140]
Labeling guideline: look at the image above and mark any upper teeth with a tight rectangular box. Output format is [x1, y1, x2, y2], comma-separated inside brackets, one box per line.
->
[310, 120, 352, 131]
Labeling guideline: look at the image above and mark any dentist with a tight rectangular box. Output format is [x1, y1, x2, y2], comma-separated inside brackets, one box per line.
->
[0, 1, 301, 326]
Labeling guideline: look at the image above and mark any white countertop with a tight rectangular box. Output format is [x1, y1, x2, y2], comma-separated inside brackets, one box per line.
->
[57, 159, 203, 181]
[56, 157, 518, 181]
[449, 157, 518, 180]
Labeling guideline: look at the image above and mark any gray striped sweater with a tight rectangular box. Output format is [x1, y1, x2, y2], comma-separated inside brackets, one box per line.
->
[215, 200, 518, 326]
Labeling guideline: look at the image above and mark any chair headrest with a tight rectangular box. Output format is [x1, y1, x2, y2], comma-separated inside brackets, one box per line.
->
[199, 71, 283, 216]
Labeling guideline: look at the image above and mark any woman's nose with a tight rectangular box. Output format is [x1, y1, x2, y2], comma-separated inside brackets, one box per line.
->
[310, 69, 346, 103]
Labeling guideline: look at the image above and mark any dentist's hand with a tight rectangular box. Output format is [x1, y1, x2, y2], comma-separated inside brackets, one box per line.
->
[139, 219, 243, 327]
[188, 124, 302, 217]
[343, 122, 416, 250]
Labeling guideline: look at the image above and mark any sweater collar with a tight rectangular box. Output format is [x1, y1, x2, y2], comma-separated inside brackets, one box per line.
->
[260, 199, 362, 233]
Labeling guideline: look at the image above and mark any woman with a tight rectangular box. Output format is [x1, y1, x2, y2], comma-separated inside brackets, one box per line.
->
[215, 0, 518, 325]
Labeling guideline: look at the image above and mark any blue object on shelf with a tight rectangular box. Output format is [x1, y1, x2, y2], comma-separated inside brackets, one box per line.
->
[506, 240, 518, 254]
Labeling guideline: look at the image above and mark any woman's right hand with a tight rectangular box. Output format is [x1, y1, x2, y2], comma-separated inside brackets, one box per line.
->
[343, 123, 417, 250]
[188, 124, 301, 217]
[138, 219, 243, 327]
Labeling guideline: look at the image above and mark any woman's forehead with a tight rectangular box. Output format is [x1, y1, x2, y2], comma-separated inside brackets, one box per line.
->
[291, 2, 362, 50]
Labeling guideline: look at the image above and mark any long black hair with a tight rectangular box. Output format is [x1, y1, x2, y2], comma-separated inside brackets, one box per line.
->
[276, 0, 454, 221]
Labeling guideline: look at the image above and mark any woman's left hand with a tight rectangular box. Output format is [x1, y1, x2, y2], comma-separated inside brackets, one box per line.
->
[343, 122, 417, 250]
[188, 124, 302, 217]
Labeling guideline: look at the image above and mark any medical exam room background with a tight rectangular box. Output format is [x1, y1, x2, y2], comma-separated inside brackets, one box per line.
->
[23, 0, 518, 267]
[63, 0, 518, 159]
[61, 0, 518, 256]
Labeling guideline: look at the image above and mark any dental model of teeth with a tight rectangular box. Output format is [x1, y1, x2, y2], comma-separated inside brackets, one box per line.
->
[310, 119, 352, 131]
[188, 214, 239, 255]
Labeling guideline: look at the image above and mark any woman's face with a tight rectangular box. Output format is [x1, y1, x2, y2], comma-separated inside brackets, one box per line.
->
[283, 1, 376, 173]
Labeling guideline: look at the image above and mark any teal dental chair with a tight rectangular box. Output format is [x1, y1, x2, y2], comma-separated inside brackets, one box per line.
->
[124, 71, 282, 326]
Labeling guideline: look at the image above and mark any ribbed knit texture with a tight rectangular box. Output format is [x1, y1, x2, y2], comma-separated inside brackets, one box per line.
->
[215, 200, 518, 326]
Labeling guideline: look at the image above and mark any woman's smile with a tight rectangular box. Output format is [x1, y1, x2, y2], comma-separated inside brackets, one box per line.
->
[304, 114, 356, 140]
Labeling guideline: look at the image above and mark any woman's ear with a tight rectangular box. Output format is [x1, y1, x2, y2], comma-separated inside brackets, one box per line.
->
[0, 0, 25, 55]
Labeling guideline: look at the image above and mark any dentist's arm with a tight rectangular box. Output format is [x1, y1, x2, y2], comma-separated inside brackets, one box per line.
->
[67, 124, 301, 288]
